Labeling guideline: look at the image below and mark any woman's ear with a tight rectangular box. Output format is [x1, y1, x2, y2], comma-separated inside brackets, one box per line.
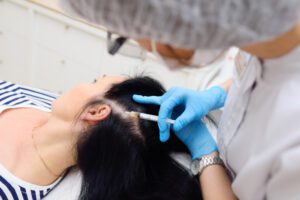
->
[82, 104, 112, 125]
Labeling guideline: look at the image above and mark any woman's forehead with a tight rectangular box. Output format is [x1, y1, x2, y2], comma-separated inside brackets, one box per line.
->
[97, 75, 128, 83]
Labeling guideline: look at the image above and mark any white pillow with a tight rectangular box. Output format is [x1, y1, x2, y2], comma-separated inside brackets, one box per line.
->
[44, 169, 82, 200]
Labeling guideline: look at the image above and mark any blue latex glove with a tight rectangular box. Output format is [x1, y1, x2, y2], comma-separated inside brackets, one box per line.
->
[133, 86, 227, 142]
[175, 120, 218, 159]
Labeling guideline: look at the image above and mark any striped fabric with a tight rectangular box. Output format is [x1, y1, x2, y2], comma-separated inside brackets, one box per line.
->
[0, 80, 62, 200]
[0, 80, 59, 111]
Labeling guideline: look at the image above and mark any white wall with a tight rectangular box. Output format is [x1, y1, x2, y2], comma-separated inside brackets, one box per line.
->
[0, 0, 148, 94]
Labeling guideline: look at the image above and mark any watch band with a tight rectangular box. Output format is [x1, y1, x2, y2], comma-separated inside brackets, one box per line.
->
[199, 155, 224, 175]
[190, 154, 224, 176]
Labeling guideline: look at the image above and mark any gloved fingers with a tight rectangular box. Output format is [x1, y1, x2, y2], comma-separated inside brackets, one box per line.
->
[158, 122, 171, 142]
[132, 94, 162, 105]
[132, 87, 178, 105]
[173, 107, 197, 132]
[157, 95, 182, 142]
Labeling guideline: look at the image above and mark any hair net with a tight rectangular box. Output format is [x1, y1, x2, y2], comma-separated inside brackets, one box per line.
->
[60, 0, 300, 50]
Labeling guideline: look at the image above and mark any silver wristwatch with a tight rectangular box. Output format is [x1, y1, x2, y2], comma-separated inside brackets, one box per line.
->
[190, 154, 224, 176]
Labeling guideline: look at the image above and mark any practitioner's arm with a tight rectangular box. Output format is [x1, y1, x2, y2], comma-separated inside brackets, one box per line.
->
[199, 152, 237, 200]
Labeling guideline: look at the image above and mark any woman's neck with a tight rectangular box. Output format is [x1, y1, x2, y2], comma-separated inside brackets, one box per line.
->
[241, 22, 300, 59]
[32, 116, 77, 179]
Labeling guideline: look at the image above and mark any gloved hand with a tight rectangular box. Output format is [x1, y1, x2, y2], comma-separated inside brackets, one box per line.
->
[133, 86, 227, 142]
[175, 120, 218, 159]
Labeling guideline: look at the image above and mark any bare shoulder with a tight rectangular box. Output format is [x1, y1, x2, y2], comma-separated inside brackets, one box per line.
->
[0, 108, 50, 168]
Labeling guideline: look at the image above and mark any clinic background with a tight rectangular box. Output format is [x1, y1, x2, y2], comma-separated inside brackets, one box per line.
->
[0, 1, 263, 199]
[0, 0, 235, 94]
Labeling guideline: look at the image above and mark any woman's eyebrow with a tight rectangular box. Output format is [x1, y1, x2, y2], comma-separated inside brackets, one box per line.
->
[93, 74, 106, 83]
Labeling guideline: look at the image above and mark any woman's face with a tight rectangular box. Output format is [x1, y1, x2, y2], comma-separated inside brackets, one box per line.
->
[52, 75, 127, 122]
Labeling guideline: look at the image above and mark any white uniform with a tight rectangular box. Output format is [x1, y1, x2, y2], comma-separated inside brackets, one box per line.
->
[218, 46, 300, 200]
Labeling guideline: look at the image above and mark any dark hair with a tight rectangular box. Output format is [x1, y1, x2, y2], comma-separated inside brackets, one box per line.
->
[76, 76, 202, 200]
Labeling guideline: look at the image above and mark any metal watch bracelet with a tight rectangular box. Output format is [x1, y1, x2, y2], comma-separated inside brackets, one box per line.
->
[190, 154, 225, 176]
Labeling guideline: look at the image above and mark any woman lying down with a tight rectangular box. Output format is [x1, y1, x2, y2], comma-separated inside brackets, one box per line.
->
[0, 76, 232, 200]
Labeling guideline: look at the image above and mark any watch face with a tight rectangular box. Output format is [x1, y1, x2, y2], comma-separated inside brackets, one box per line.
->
[190, 160, 200, 175]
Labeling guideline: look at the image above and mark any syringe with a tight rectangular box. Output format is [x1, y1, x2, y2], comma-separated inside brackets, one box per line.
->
[126, 111, 175, 124]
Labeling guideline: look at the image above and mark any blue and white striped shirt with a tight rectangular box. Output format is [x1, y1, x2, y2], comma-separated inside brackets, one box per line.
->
[0, 80, 62, 200]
